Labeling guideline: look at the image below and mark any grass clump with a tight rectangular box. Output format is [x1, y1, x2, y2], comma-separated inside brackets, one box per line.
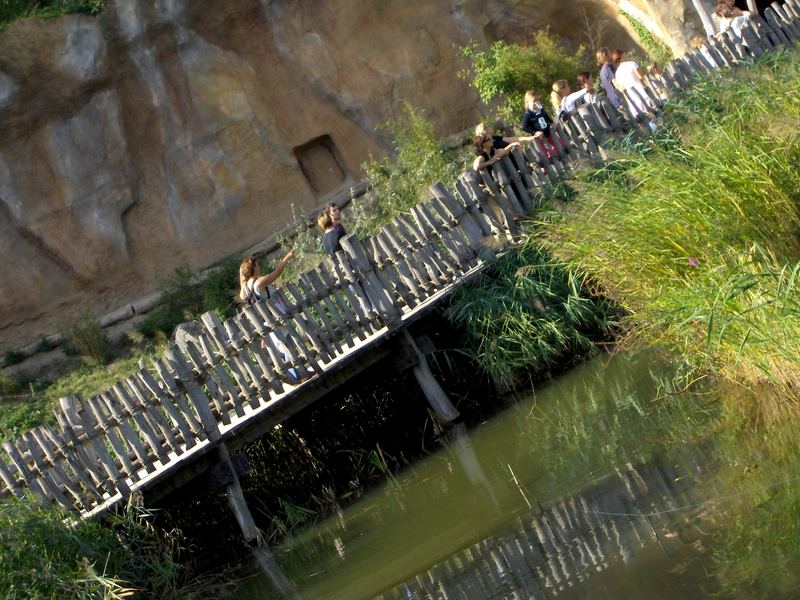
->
[446, 241, 617, 391]
[0, 496, 223, 599]
[64, 314, 110, 367]
[536, 49, 800, 407]
[460, 30, 587, 125]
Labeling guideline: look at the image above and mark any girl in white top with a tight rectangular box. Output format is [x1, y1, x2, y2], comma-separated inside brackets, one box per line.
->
[614, 53, 652, 118]
[716, 3, 750, 38]
[551, 74, 595, 118]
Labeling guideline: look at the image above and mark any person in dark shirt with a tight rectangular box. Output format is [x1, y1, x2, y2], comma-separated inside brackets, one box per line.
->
[472, 135, 518, 172]
[521, 91, 553, 138]
[472, 122, 535, 172]
[521, 90, 559, 162]
[597, 47, 622, 109]
[317, 203, 346, 257]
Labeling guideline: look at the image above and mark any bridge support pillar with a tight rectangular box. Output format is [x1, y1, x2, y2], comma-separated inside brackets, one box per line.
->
[402, 330, 460, 423]
[218, 443, 296, 598]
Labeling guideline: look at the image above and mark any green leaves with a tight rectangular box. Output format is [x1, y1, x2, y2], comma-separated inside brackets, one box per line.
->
[461, 31, 587, 123]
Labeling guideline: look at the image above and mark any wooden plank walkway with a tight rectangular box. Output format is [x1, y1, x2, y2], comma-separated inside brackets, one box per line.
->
[2, 1, 799, 518]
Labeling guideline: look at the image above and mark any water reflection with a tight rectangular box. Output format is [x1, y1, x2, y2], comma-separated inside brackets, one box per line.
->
[378, 459, 714, 599]
[235, 351, 724, 600]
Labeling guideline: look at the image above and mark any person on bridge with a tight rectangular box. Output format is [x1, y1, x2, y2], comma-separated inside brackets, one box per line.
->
[239, 250, 295, 307]
[521, 90, 560, 163]
[472, 122, 535, 172]
[550, 75, 594, 120]
[317, 203, 346, 257]
[597, 47, 622, 109]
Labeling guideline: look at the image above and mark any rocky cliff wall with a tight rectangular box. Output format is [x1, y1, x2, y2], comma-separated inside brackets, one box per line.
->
[0, 0, 654, 353]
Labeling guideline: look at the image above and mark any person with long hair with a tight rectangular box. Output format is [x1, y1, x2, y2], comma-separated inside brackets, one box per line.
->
[597, 47, 621, 108]
[239, 251, 294, 306]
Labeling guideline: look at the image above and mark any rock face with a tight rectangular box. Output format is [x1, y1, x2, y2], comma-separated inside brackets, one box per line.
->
[612, 0, 717, 55]
[0, 0, 647, 352]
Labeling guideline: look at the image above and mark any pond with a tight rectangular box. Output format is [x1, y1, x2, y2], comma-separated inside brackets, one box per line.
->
[234, 350, 800, 599]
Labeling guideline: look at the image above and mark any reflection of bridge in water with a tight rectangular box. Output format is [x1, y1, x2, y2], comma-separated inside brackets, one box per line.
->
[379, 453, 715, 600]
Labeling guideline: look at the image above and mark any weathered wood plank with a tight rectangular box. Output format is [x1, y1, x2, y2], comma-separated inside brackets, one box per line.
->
[57, 396, 130, 497]
[151, 357, 206, 440]
[26, 428, 86, 508]
[40, 423, 103, 499]
[135, 367, 198, 449]
[125, 375, 182, 454]
[235, 312, 284, 399]
[19, 432, 73, 507]
[316, 262, 368, 341]
[304, 269, 356, 348]
[111, 383, 169, 465]
[165, 346, 220, 442]
[295, 276, 344, 356]
[340, 235, 400, 325]
[331, 254, 381, 332]
[99, 391, 155, 476]
[183, 339, 242, 419]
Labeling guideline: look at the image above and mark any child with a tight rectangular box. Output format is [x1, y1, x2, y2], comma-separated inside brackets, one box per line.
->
[521, 91, 553, 139]
[521, 90, 558, 162]
[316, 203, 346, 257]
[472, 134, 518, 172]
[551, 75, 593, 119]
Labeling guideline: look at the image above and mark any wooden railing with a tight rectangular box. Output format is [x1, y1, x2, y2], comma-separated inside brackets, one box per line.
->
[2, 0, 798, 517]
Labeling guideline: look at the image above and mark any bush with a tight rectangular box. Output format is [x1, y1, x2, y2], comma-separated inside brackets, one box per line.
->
[446, 241, 616, 391]
[351, 103, 465, 236]
[64, 314, 110, 366]
[461, 30, 587, 125]
[201, 257, 241, 320]
[537, 49, 800, 403]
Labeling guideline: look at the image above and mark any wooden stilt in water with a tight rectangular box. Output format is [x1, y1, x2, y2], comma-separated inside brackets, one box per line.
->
[218, 442, 296, 598]
[401, 330, 460, 423]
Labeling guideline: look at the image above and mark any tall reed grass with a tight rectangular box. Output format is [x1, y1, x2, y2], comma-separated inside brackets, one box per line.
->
[446, 243, 617, 391]
[536, 49, 800, 414]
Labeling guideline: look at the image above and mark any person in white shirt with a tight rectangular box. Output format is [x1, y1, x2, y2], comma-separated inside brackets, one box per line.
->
[550, 73, 595, 119]
[613, 51, 652, 119]
[715, 2, 750, 38]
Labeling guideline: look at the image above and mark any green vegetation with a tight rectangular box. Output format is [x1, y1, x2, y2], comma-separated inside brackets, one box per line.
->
[620, 10, 673, 67]
[460, 31, 587, 124]
[350, 103, 466, 236]
[536, 49, 800, 410]
[64, 314, 110, 367]
[0, 497, 227, 599]
[0, 0, 104, 30]
[446, 241, 617, 391]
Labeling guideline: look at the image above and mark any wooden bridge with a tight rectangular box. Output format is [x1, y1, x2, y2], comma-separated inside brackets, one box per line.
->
[1, 1, 799, 592]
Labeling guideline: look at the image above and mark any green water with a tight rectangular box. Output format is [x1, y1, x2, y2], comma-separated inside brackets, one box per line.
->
[234, 350, 800, 599]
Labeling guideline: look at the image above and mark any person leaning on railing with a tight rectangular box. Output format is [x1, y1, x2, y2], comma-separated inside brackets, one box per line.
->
[472, 122, 536, 172]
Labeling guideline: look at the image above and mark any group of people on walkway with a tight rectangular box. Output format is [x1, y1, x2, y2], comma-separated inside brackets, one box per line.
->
[472, 46, 663, 173]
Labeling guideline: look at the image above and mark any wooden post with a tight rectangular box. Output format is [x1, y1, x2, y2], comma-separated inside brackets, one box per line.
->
[401, 330, 459, 423]
[218, 442, 296, 598]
